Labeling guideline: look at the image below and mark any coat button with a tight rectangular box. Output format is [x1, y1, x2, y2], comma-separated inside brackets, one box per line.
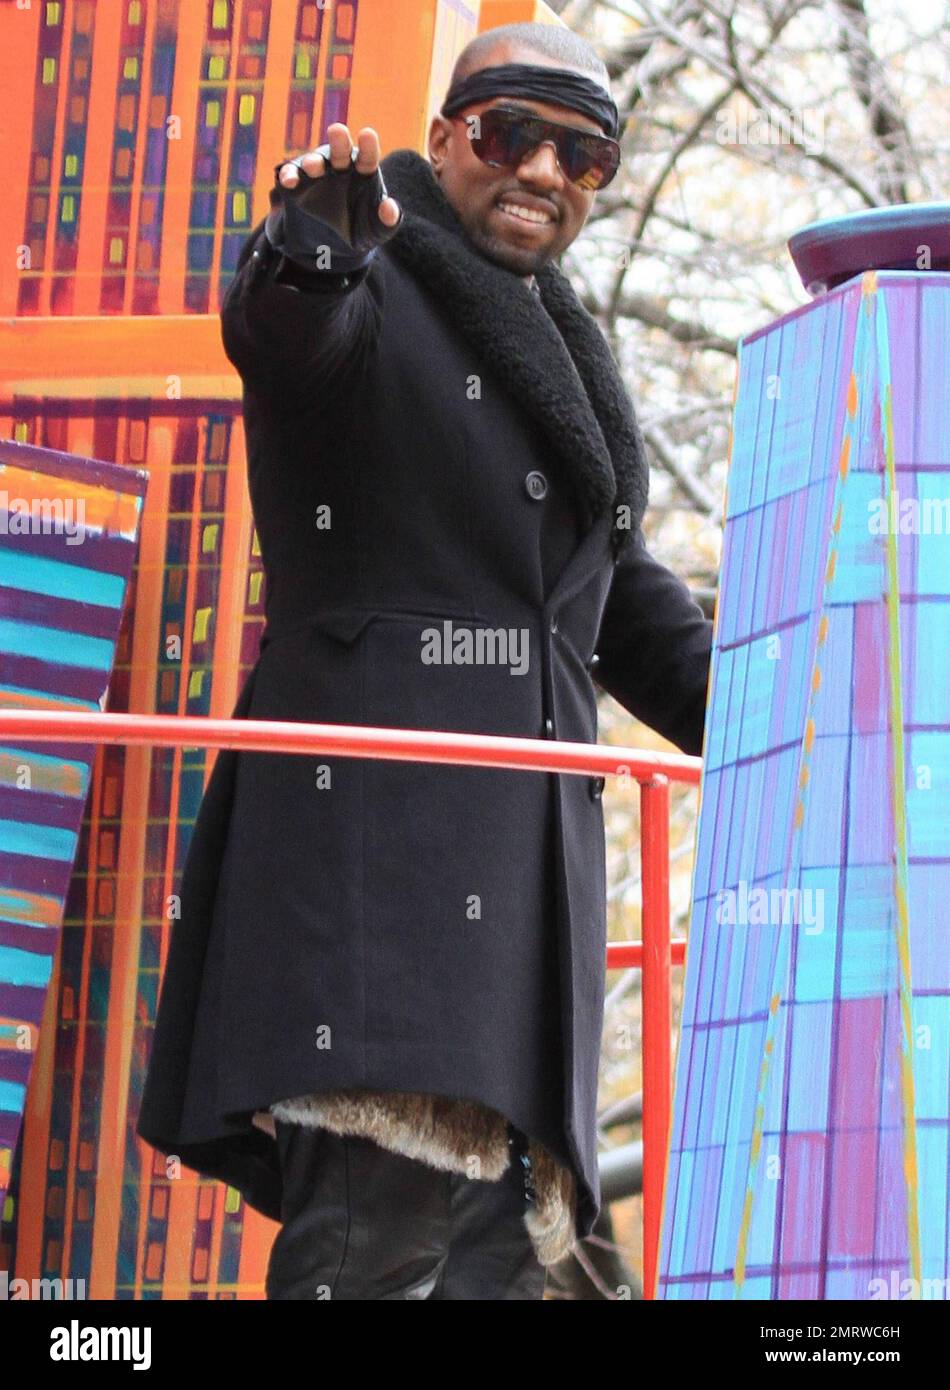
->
[524, 471, 548, 501]
[589, 775, 605, 801]
[587, 653, 600, 673]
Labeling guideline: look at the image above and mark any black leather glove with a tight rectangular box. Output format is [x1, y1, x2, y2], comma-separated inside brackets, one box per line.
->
[264, 143, 402, 280]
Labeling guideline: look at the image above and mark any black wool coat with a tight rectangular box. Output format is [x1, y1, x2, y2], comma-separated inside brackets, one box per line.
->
[136, 149, 713, 1240]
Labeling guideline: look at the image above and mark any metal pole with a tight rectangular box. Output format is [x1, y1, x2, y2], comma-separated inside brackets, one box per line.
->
[640, 774, 672, 1301]
[0, 708, 701, 782]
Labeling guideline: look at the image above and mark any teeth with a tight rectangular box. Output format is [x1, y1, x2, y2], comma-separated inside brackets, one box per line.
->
[499, 202, 552, 226]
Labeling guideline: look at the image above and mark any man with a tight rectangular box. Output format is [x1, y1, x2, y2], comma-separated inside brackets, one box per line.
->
[137, 22, 713, 1301]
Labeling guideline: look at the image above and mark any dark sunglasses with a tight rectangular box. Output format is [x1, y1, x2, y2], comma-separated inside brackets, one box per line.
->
[454, 105, 621, 191]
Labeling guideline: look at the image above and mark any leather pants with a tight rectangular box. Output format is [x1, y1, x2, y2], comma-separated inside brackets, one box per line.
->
[265, 1120, 547, 1300]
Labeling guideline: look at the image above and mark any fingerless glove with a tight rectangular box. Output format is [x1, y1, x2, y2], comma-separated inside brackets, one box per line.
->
[264, 144, 401, 282]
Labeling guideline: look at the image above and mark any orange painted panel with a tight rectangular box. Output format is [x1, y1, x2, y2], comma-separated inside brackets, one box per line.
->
[0, 0, 484, 1301]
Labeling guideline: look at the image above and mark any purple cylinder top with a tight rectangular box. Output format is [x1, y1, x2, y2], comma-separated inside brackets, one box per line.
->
[788, 201, 950, 295]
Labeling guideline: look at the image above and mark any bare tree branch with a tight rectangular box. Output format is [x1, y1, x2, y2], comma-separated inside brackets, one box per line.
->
[833, 0, 918, 203]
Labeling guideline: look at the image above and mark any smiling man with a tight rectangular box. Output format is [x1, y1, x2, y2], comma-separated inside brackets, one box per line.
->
[137, 22, 713, 1301]
[429, 33, 619, 277]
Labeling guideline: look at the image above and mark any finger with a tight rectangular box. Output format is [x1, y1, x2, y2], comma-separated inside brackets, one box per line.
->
[278, 160, 303, 188]
[377, 196, 401, 228]
[297, 148, 327, 179]
[354, 127, 381, 174]
[326, 123, 354, 170]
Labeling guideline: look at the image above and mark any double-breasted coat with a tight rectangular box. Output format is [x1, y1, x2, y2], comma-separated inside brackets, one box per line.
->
[136, 149, 713, 1241]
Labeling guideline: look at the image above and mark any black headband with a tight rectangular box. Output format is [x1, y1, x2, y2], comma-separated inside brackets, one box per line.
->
[441, 62, 620, 140]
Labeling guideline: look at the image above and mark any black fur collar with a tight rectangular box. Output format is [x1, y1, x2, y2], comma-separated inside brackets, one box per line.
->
[380, 148, 647, 556]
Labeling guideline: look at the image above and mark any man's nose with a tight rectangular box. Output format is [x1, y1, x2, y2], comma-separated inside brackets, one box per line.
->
[515, 139, 564, 188]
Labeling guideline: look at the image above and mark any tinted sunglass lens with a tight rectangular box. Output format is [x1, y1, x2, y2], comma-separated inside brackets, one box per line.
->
[471, 109, 620, 189]
[563, 133, 619, 189]
[469, 109, 521, 166]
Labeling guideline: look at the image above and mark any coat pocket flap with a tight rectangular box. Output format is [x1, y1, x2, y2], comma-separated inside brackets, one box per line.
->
[308, 608, 379, 644]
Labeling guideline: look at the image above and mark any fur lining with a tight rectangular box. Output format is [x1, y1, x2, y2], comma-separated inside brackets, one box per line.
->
[524, 1139, 577, 1268]
[270, 1091, 511, 1179]
[267, 1090, 577, 1267]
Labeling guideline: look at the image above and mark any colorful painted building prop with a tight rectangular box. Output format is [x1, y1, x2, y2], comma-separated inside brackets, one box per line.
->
[659, 206, 950, 1300]
[0, 439, 146, 1216]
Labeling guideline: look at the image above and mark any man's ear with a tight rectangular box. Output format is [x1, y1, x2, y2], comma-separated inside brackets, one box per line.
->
[427, 114, 452, 175]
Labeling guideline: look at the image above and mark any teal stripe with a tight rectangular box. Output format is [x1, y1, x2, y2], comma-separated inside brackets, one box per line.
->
[0, 817, 77, 860]
[0, 546, 125, 608]
[0, 1077, 28, 1113]
[0, 618, 113, 671]
[0, 944, 53, 988]
[0, 745, 90, 797]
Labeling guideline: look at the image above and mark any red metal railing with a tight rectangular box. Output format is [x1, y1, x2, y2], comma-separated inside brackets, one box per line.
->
[0, 707, 699, 1301]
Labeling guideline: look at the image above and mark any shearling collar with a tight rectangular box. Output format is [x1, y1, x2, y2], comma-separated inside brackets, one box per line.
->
[380, 148, 648, 557]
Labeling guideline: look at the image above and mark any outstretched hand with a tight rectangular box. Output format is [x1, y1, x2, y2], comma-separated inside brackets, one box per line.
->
[278, 123, 406, 232]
